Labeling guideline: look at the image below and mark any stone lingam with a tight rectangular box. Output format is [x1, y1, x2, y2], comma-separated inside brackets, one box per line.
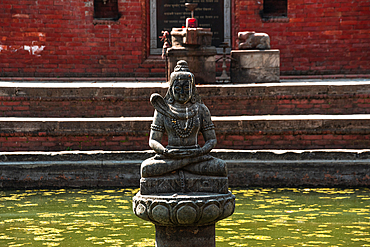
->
[133, 60, 235, 247]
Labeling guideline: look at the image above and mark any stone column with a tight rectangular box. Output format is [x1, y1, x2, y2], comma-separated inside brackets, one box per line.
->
[155, 225, 215, 247]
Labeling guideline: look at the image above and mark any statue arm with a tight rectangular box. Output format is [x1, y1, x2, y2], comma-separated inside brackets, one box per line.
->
[149, 110, 166, 155]
[199, 104, 217, 155]
[149, 130, 166, 154]
[200, 129, 217, 155]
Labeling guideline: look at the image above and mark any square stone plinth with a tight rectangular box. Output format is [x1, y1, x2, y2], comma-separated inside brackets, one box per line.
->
[166, 46, 217, 84]
[231, 49, 280, 83]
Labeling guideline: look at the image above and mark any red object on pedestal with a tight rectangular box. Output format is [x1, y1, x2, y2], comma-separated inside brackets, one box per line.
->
[186, 18, 198, 28]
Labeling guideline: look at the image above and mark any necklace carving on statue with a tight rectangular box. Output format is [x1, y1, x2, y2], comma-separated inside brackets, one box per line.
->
[171, 116, 195, 138]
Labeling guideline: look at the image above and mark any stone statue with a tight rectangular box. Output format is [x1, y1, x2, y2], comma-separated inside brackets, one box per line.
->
[140, 60, 228, 195]
[133, 60, 234, 246]
[238, 31, 271, 50]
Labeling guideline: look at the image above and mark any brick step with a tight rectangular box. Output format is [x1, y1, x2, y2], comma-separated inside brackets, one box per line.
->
[1, 115, 370, 151]
[1, 80, 370, 117]
[1, 149, 369, 188]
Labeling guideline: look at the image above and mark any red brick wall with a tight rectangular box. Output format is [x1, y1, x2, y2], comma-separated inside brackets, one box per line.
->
[0, 0, 164, 77]
[0, 0, 369, 77]
[2, 92, 370, 117]
[233, 0, 370, 75]
[1, 83, 369, 117]
[1, 118, 370, 151]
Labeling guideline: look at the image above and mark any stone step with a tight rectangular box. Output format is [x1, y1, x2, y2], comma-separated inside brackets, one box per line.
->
[1, 149, 369, 188]
[1, 115, 370, 151]
[1, 80, 370, 117]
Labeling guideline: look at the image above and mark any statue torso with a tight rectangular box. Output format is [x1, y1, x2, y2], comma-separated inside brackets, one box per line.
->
[154, 102, 209, 149]
[164, 107, 201, 148]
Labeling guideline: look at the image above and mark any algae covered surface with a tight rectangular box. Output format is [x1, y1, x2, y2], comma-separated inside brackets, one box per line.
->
[0, 188, 369, 246]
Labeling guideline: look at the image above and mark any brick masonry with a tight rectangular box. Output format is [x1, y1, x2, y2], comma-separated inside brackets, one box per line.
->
[1, 81, 370, 151]
[0, 0, 369, 77]
[1, 116, 370, 151]
[1, 81, 370, 117]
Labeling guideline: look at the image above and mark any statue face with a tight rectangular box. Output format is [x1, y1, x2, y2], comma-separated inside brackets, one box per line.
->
[172, 76, 191, 104]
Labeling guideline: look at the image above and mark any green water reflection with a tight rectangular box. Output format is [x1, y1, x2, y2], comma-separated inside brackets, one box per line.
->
[0, 188, 369, 246]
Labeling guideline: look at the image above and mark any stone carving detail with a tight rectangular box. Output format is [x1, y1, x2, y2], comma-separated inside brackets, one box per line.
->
[133, 191, 235, 226]
[238, 31, 271, 50]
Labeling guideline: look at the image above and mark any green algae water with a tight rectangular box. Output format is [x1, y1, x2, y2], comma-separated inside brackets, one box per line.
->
[0, 188, 369, 247]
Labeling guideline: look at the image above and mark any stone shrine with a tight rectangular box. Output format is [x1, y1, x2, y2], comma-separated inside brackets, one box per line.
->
[133, 60, 235, 246]
[165, 3, 217, 84]
[231, 31, 280, 83]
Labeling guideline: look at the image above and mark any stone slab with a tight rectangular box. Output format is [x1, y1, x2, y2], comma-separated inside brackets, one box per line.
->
[231, 49, 280, 83]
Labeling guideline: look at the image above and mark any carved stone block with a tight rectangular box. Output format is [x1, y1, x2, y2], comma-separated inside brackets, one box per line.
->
[171, 27, 213, 47]
[140, 171, 228, 195]
[237, 31, 271, 50]
[231, 49, 280, 83]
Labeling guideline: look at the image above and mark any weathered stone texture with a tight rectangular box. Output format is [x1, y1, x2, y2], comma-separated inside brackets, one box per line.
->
[231, 50, 280, 83]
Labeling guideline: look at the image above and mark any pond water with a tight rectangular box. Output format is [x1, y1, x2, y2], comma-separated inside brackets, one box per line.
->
[0, 188, 369, 247]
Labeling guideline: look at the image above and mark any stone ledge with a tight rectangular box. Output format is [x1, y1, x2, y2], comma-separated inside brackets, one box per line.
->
[1, 149, 370, 188]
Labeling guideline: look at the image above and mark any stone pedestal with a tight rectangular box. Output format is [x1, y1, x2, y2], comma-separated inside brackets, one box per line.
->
[231, 49, 280, 83]
[133, 191, 235, 247]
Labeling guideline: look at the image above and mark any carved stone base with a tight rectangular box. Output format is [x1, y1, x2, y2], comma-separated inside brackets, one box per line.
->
[140, 171, 228, 195]
[231, 49, 280, 83]
[155, 224, 215, 247]
[133, 191, 235, 227]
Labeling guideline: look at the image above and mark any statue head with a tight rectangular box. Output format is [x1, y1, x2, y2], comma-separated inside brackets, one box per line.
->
[165, 60, 201, 104]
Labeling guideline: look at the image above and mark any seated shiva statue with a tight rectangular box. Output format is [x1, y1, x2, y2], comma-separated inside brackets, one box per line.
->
[140, 60, 228, 195]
